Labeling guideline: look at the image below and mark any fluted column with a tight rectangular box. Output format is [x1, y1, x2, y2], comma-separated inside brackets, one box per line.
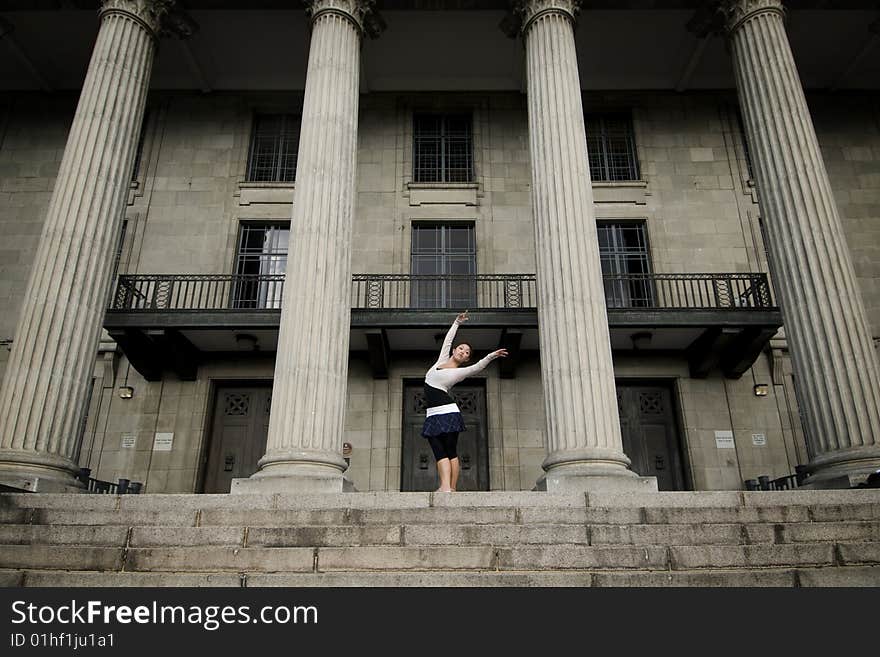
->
[721, 0, 880, 487]
[0, 0, 174, 492]
[515, 0, 655, 492]
[233, 0, 382, 494]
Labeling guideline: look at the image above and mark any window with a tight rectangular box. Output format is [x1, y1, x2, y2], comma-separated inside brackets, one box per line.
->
[233, 223, 289, 308]
[597, 221, 653, 307]
[246, 114, 301, 182]
[113, 220, 128, 277]
[734, 110, 755, 180]
[413, 114, 474, 183]
[585, 113, 640, 182]
[411, 224, 476, 308]
[131, 110, 149, 182]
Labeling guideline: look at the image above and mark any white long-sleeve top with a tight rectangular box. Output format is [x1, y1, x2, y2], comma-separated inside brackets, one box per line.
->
[424, 319, 501, 393]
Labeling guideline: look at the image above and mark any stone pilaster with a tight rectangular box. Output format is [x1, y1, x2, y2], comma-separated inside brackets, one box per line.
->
[721, 0, 880, 487]
[232, 0, 381, 494]
[0, 0, 174, 492]
[515, 0, 655, 493]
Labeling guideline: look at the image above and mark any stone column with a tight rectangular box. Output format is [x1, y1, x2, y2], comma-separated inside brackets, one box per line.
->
[0, 0, 175, 492]
[514, 0, 655, 493]
[721, 0, 880, 487]
[232, 0, 382, 494]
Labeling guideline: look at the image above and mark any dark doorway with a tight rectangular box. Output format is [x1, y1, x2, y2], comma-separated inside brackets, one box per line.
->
[401, 380, 489, 491]
[616, 382, 688, 491]
[202, 383, 272, 493]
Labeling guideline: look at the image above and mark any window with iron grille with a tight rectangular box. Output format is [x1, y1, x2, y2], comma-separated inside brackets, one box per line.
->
[597, 221, 653, 308]
[585, 113, 640, 182]
[246, 114, 301, 183]
[413, 114, 474, 183]
[411, 224, 476, 308]
[233, 223, 289, 309]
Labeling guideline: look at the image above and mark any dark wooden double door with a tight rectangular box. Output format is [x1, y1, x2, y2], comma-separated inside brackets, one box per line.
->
[401, 382, 489, 492]
[617, 383, 687, 491]
[202, 385, 271, 493]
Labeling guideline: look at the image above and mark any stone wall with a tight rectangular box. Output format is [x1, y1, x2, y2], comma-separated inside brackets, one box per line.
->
[3, 90, 878, 491]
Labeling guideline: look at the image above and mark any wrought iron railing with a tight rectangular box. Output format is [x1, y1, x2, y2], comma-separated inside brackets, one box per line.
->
[602, 273, 773, 310]
[109, 272, 774, 311]
[351, 274, 537, 309]
[112, 274, 286, 311]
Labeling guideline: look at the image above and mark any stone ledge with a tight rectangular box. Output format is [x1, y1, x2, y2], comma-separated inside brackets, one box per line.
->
[406, 182, 479, 206]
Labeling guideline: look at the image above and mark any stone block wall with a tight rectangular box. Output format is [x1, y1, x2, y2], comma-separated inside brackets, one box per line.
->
[3, 90, 878, 491]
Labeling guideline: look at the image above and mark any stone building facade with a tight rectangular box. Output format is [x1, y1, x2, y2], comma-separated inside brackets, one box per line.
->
[0, 0, 878, 494]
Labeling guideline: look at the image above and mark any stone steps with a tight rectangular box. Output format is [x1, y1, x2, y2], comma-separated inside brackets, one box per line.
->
[1, 490, 878, 587]
[1, 521, 879, 547]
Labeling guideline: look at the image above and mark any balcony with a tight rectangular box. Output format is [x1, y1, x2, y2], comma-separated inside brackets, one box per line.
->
[104, 272, 782, 381]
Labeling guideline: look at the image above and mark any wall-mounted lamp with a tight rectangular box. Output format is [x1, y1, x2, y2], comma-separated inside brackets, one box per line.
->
[118, 386, 134, 399]
[753, 384, 769, 397]
[235, 333, 259, 352]
[630, 331, 652, 351]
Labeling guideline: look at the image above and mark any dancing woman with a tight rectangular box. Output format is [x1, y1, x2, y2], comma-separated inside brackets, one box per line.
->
[421, 311, 508, 492]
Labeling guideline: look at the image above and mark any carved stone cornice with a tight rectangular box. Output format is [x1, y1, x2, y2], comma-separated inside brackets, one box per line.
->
[508, 0, 581, 37]
[717, 0, 786, 35]
[161, 8, 199, 39]
[99, 0, 176, 38]
[305, 0, 386, 39]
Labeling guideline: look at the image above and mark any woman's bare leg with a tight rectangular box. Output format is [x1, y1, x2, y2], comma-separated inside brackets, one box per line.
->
[436, 458, 453, 492]
[450, 457, 460, 491]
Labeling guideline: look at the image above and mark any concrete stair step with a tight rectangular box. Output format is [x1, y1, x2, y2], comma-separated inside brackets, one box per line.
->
[6, 504, 880, 529]
[4, 565, 880, 587]
[3, 522, 878, 548]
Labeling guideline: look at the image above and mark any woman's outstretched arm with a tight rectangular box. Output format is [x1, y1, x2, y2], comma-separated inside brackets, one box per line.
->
[447, 348, 509, 382]
[433, 311, 469, 366]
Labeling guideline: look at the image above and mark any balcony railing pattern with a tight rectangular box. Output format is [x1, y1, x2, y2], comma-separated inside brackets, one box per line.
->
[110, 273, 774, 312]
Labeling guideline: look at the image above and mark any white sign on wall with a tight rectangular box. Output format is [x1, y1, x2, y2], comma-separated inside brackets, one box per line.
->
[153, 432, 174, 451]
[714, 430, 735, 449]
[752, 433, 767, 446]
[121, 434, 136, 449]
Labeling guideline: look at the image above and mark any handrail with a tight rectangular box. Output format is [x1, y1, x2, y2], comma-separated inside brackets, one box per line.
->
[109, 272, 775, 312]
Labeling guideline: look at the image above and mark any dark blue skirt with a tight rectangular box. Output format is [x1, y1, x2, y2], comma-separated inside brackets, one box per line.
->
[421, 412, 466, 438]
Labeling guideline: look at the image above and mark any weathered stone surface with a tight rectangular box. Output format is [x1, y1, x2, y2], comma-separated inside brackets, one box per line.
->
[126, 547, 315, 572]
[795, 566, 880, 587]
[670, 544, 835, 569]
[317, 546, 495, 571]
[248, 525, 402, 547]
[0, 545, 124, 571]
[496, 545, 669, 570]
[592, 569, 795, 587]
[130, 527, 246, 547]
[0, 524, 128, 546]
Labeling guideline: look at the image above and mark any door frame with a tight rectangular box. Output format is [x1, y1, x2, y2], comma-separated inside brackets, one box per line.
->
[196, 378, 274, 493]
[615, 377, 693, 491]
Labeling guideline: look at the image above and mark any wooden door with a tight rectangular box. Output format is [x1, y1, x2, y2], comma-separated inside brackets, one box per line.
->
[401, 382, 489, 491]
[617, 383, 687, 491]
[203, 385, 272, 493]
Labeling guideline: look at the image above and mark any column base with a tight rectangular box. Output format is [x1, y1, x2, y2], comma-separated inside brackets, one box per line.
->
[535, 470, 658, 494]
[536, 447, 657, 493]
[799, 447, 880, 490]
[0, 451, 85, 493]
[231, 449, 350, 494]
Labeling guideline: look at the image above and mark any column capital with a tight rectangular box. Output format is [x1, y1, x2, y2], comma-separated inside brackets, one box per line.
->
[99, 0, 177, 38]
[508, 0, 582, 37]
[305, 0, 386, 39]
[717, 0, 785, 34]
